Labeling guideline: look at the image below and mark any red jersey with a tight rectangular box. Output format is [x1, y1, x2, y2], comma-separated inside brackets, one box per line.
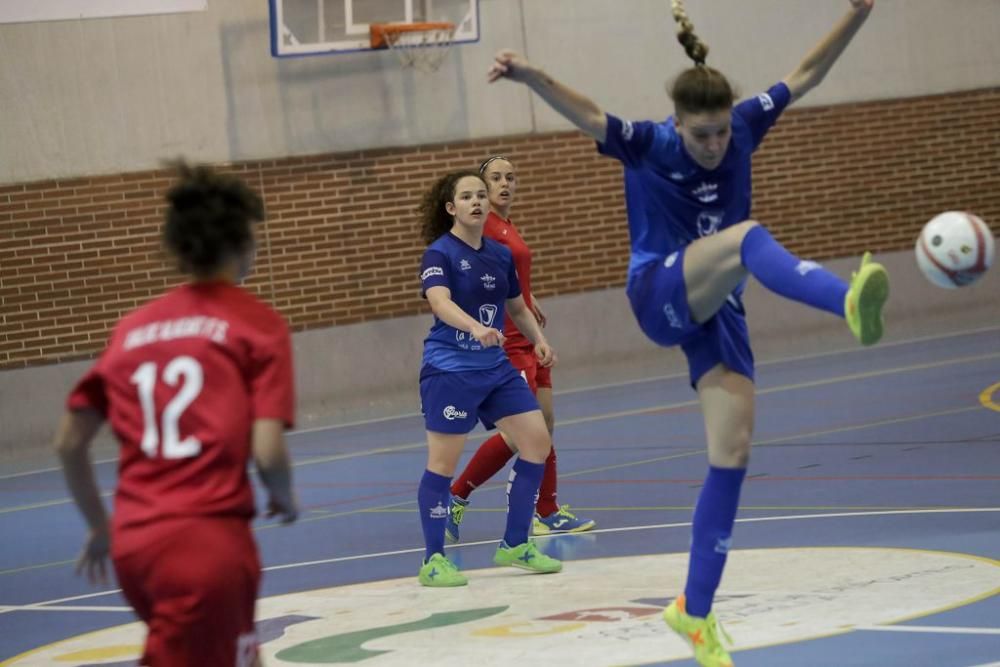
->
[483, 211, 534, 352]
[67, 282, 295, 533]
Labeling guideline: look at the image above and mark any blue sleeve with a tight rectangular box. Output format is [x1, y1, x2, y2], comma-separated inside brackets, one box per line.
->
[596, 114, 660, 168]
[732, 82, 791, 151]
[420, 249, 450, 297]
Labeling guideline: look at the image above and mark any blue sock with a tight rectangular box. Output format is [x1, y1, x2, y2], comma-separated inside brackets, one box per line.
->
[740, 225, 847, 317]
[503, 458, 545, 547]
[418, 469, 451, 561]
[684, 466, 747, 617]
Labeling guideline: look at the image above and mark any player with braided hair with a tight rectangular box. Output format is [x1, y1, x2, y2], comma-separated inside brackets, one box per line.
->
[56, 161, 297, 667]
[487, 1, 881, 664]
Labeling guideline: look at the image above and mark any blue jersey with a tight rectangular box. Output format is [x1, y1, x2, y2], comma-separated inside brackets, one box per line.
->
[597, 82, 791, 293]
[419, 232, 522, 373]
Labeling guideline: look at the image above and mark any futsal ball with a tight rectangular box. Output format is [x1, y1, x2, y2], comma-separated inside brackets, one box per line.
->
[914, 211, 995, 288]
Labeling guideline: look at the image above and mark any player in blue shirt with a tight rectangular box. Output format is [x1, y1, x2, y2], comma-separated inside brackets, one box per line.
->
[416, 170, 563, 586]
[487, 0, 884, 663]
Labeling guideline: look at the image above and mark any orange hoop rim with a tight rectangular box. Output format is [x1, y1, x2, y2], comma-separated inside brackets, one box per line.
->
[369, 21, 456, 49]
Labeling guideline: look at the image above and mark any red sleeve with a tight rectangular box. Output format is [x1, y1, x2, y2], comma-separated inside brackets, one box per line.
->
[249, 318, 295, 429]
[66, 358, 109, 417]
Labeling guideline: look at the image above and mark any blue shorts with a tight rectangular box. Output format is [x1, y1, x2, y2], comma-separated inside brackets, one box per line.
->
[627, 248, 755, 388]
[419, 362, 539, 434]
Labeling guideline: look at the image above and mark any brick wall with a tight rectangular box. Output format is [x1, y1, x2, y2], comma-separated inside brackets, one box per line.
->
[1, 88, 998, 370]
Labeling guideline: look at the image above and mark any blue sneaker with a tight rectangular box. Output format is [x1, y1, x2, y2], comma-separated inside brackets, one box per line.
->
[532, 505, 596, 535]
[445, 495, 469, 543]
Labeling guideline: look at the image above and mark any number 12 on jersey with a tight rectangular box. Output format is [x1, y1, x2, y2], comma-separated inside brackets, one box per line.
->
[130, 356, 204, 459]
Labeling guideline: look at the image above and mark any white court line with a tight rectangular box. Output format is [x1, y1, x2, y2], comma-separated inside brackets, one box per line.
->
[7, 507, 996, 614]
[855, 625, 1000, 635]
[4, 324, 998, 480]
[0, 605, 131, 613]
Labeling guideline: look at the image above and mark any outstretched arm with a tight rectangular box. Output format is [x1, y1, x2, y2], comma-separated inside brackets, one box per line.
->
[782, 0, 874, 103]
[488, 50, 608, 143]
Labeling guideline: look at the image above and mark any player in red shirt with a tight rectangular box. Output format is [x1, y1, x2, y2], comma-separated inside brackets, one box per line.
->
[55, 162, 298, 667]
[445, 156, 596, 541]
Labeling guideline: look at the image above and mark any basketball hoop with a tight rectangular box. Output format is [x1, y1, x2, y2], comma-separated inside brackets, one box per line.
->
[369, 22, 456, 73]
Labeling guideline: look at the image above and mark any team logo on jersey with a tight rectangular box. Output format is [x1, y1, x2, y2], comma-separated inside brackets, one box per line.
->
[421, 266, 444, 281]
[442, 406, 468, 421]
[480, 273, 497, 290]
[693, 182, 719, 203]
[429, 502, 449, 518]
[696, 211, 724, 237]
[478, 304, 498, 327]
[460, 259, 472, 271]
[757, 92, 775, 112]
[621, 120, 635, 141]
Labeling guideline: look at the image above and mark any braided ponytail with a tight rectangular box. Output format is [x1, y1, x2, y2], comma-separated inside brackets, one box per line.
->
[666, 1, 736, 115]
[670, 0, 708, 66]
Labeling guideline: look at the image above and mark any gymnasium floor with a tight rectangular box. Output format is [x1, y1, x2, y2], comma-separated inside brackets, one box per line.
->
[1, 326, 998, 666]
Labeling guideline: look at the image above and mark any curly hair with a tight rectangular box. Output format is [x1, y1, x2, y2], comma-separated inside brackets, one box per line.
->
[162, 161, 264, 277]
[418, 170, 486, 245]
[668, 0, 736, 115]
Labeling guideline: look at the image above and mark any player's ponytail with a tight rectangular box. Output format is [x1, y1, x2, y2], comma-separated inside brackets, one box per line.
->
[670, 0, 708, 66]
[667, 0, 736, 116]
[419, 170, 485, 245]
[162, 161, 263, 277]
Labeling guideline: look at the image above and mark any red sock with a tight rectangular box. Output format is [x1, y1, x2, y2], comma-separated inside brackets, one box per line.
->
[535, 446, 559, 517]
[450, 433, 514, 499]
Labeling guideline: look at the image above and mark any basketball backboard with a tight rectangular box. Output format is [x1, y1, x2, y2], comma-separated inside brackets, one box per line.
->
[269, 0, 479, 57]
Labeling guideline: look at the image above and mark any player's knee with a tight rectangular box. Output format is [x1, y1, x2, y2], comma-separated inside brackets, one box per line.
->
[732, 219, 760, 242]
[710, 430, 751, 468]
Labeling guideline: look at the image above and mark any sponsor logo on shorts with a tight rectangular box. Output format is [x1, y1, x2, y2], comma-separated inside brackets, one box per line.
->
[663, 304, 683, 329]
[443, 405, 468, 421]
[621, 120, 635, 141]
[421, 266, 444, 281]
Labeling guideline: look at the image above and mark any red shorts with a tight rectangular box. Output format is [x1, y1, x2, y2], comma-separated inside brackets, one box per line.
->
[112, 517, 261, 667]
[506, 349, 553, 393]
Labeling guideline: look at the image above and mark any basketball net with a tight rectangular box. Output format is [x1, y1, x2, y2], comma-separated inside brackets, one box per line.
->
[369, 22, 456, 73]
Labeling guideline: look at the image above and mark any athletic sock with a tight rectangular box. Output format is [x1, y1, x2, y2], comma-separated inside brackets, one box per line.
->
[683, 465, 747, 617]
[450, 433, 513, 500]
[741, 224, 847, 317]
[535, 446, 559, 517]
[418, 469, 452, 561]
[502, 458, 545, 547]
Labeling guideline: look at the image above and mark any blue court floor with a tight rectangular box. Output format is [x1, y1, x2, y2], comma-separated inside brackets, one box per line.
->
[1, 326, 998, 666]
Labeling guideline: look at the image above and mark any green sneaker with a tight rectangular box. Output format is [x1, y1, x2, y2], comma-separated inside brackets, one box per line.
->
[493, 540, 562, 573]
[844, 251, 889, 346]
[418, 553, 467, 587]
[663, 594, 734, 667]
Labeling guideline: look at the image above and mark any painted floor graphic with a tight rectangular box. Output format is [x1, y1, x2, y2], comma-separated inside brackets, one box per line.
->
[10, 547, 999, 666]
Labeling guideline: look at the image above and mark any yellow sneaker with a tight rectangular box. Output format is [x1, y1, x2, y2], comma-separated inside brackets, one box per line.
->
[663, 594, 734, 667]
[844, 251, 890, 346]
